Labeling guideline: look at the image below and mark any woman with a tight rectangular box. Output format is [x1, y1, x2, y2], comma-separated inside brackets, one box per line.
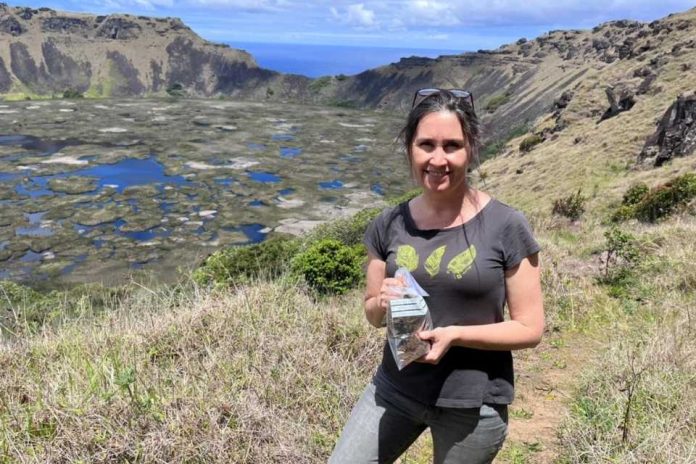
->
[329, 89, 544, 464]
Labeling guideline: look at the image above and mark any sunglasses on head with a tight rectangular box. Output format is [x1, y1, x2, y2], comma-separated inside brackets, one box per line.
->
[411, 88, 475, 110]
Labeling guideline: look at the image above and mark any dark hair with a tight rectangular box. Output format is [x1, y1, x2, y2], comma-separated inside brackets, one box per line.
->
[398, 89, 480, 169]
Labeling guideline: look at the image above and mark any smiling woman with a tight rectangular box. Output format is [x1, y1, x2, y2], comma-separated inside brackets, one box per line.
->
[330, 89, 544, 464]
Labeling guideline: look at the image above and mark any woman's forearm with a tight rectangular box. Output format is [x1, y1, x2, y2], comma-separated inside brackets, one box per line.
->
[449, 320, 543, 350]
[364, 295, 386, 328]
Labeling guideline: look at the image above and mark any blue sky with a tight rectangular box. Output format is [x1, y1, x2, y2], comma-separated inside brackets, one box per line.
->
[12, 1, 696, 50]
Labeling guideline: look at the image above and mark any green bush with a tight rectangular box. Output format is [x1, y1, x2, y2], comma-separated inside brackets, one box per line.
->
[600, 226, 640, 285]
[519, 134, 544, 152]
[633, 173, 696, 222]
[62, 89, 84, 99]
[328, 99, 359, 108]
[622, 183, 650, 206]
[291, 239, 365, 295]
[309, 76, 332, 92]
[193, 236, 301, 287]
[166, 83, 185, 97]
[307, 207, 382, 247]
[484, 93, 510, 113]
[552, 189, 586, 220]
[612, 174, 696, 223]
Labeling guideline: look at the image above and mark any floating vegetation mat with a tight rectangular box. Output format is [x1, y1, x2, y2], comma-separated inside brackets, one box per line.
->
[0, 98, 409, 285]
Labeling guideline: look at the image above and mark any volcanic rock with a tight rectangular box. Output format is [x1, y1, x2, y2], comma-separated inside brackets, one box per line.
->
[638, 93, 696, 166]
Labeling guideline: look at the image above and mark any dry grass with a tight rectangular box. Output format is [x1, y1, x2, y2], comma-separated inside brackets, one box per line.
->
[556, 217, 696, 463]
[0, 279, 382, 463]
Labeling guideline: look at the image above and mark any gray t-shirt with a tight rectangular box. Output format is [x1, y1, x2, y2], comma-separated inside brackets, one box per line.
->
[364, 198, 540, 408]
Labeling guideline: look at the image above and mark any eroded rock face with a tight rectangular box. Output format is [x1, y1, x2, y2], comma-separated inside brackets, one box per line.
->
[598, 86, 635, 123]
[10, 42, 51, 93]
[41, 17, 90, 34]
[106, 51, 146, 95]
[0, 57, 12, 92]
[638, 94, 696, 166]
[95, 17, 142, 40]
[0, 14, 23, 35]
[42, 40, 92, 92]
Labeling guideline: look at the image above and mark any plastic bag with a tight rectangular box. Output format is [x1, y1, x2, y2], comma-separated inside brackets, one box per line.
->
[386, 268, 432, 370]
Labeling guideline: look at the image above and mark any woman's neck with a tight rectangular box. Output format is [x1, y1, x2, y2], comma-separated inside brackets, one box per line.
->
[410, 186, 486, 229]
[420, 185, 473, 214]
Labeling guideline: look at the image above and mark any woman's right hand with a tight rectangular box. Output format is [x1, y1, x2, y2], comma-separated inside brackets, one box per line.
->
[378, 277, 407, 310]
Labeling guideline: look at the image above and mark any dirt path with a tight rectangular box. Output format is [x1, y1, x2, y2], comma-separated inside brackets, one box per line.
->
[501, 332, 598, 463]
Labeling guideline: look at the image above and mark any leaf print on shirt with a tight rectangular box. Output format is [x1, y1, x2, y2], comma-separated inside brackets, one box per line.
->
[424, 245, 447, 277]
[447, 245, 477, 278]
[395, 245, 419, 271]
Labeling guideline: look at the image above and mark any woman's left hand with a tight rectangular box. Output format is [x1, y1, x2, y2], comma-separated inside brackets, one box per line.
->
[416, 327, 456, 364]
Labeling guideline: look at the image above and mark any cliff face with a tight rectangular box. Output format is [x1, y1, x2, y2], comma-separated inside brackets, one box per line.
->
[0, 3, 311, 99]
[316, 9, 696, 143]
[2, 3, 696, 152]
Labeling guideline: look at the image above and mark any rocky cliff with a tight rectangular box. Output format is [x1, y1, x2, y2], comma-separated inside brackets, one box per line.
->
[0, 3, 310, 99]
[316, 8, 696, 145]
[2, 3, 696, 154]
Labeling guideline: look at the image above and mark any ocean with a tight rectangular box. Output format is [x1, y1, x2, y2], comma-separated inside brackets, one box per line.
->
[229, 41, 464, 78]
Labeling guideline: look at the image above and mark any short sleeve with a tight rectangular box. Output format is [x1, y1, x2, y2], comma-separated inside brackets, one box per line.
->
[363, 207, 393, 260]
[501, 210, 541, 270]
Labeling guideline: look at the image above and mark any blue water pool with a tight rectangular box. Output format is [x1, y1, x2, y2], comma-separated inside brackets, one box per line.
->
[279, 147, 302, 158]
[16, 157, 189, 197]
[371, 183, 385, 195]
[272, 134, 295, 142]
[248, 171, 281, 183]
[319, 179, 344, 190]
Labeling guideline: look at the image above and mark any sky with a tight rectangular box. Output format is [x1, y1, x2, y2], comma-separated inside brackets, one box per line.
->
[10, 1, 696, 50]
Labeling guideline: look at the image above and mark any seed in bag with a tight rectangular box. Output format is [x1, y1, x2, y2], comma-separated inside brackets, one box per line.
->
[387, 296, 432, 370]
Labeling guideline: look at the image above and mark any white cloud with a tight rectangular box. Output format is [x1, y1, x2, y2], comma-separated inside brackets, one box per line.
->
[331, 3, 379, 29]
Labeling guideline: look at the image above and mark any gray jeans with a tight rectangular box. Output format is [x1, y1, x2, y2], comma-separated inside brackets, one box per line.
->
[329, 383, 508, 464]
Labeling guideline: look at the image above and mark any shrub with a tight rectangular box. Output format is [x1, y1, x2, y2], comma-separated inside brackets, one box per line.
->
[612, 174, 696, 223]
[632, 173, 696, 222]
[600, 226, 640, 283]
[328, 99, 358, 108]
[193, 236, 301, 287]
[62, 89, 83, 99]
[291, 239, 365, 295]
[166, 83, 185, 97]
[309, 76, 332, 92]
[519, 134, 544, 152]
[484, 93, 510, 113]
[552, 189, 586, 220]
[622, 183, 649, 206]
[307, 207, 382, 247]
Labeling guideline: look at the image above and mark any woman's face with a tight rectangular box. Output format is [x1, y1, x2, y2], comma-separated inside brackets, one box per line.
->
[409, 110, 469, 194]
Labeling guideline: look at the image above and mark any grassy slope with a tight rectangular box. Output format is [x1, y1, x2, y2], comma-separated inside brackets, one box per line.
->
[1, 12, 696, 464]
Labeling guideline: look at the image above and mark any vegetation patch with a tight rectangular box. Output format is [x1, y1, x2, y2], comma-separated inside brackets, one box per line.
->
[552, 189, 586, 220]
[192, 235, 301, 287]
[62, 88, 84, 99]
[484, 92, 511, 113]
[309, 76, 332, 92]
[291, 239, 365, 295]
[519, 134, 544, 152]
[481, 124, 530, 160]
[612, 173, 696, 222]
